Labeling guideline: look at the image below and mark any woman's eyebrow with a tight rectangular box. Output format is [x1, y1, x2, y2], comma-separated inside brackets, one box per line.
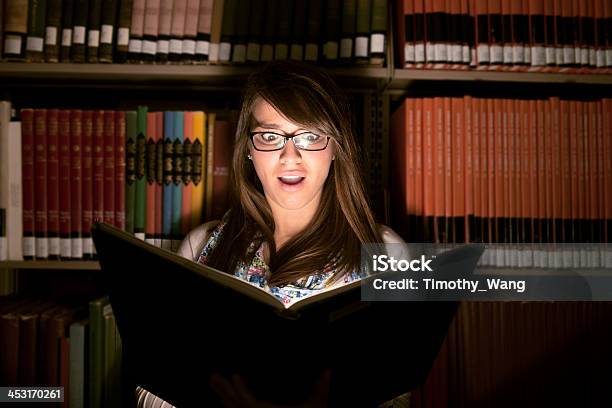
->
[251, 122, 307, 132]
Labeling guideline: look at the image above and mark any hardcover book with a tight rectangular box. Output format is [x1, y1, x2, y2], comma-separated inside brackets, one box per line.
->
[92, 221, 483, 407]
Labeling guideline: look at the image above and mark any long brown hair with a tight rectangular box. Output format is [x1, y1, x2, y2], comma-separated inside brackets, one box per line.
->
[205, 60, 382, 286]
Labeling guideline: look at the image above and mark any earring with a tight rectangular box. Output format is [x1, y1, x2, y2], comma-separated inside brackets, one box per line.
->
[247, 154, 252, 160]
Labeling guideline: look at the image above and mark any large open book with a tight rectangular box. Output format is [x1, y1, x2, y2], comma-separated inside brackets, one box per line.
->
[91, 222, 483, 407]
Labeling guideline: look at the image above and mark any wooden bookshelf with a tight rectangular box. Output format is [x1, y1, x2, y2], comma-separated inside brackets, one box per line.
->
[0, 260, 101, 270]
[388, 68, 612, 96]
[0, 62, 389, 91]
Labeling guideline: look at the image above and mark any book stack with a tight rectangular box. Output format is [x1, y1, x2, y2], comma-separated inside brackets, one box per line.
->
[1, 0, 389, 66]
[0, 295, 122, 408]
[0, 101, 235, 261]
[396, 0, 612, 73]
[391, 96, 612, 268]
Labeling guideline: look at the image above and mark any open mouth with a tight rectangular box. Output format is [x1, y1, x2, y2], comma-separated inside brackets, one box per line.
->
[278, 176, 305, 186]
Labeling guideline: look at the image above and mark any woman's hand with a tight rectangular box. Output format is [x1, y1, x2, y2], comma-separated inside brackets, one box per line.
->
[209, 370, 331, 408]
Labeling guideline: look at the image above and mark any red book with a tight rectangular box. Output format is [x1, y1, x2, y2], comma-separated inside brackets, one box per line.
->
[21, 109, 36, 259]
[70, 111, 84, 259]
[58, 111, 72, 259]
[59, 336, 70, 406]
[82, 111, 93, 258]
[475, 0, 489, 68]
[536, 100, 546, 251]
[211, 119, 232, 220]
[544, 99, 553, 246]
[528, 100, 537, 246]
[103, 111, 116, 227]
[115, 111, 126, 230]
[92, 111, 105, 229]
[182, 111, 194, 236]
[508, 99, 517, 249]
[396, 0, 414, 68]
[145, 112, 156, 243]
[47, 109, 60, 258]
[34, 109, 49, 259]
[576, 102, 586, 244]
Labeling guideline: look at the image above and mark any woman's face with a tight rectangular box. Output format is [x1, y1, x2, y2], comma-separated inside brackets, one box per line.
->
[249, 98, 335, 212]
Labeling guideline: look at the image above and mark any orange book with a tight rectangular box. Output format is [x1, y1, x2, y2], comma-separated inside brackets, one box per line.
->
[544, 98, 554, 246]
[560, 100, 571, 244]
[494, 99, 504, 249]
[520, 100, 530, 244]
[507, 99, 517, 249]
[414, 98, 424, 241]
[516, 100, 524, 246]
[472, 98, 482, 243]
[390, 99, 409, 237]
[576, 101, 586, 244]
[501, 99, 510, 249]
[433, 97, 446, 243]
[145, 112, 157, 244]
[464, 95, 473, 243]
[452, 97, 465, 243]
[569, 100, 579, 244]
[181, 111, 194, 236]
[528, 100, 538, 245]
[551, 97, 562, 245]
[603, 99, 612, 244]
[588, 101, 599, 244]
[597, 99, 606, 244]
[406, 99, 416, 239]
[536, 100, 547, 250]
[481, 99, 490, 246]
[444, 97, 453, 243]
[423, 98, 435, 242]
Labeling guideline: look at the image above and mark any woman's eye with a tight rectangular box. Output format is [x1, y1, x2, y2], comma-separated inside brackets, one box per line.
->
[261, 133, 280, 142]
[301, 133, 319, 142]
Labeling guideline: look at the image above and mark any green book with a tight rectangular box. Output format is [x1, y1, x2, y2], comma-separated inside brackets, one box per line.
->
[125, 111, 137, 234]
[26, 0, 47, 62]
[354, 0, 371, 63]
[369, 0, 387, 65]
[89, 296, 109, 408]
[134, 106, 148, 240]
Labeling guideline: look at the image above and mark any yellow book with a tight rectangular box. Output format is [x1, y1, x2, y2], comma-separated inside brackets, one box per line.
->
[191, 111, 206, 229]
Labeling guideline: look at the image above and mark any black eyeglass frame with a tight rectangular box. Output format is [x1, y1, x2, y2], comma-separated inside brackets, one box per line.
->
[249, 131, 332, 152]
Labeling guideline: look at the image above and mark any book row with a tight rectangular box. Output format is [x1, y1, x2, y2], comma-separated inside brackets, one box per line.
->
[0, 295, 121, 408]
[396, 0, 612, 72]
[0, 103, 234, 261]
[1, 0, 389, 66]
[390, 97, 612, 251]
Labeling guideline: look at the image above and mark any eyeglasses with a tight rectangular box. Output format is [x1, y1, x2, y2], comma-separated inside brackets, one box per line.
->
[249, 131, 331, 152]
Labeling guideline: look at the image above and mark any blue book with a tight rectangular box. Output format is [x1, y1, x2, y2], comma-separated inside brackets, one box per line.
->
[162, 111, 174, 250]
[171, 111, 184, 251]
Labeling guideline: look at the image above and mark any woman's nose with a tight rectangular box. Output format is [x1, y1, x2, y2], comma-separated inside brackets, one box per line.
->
[279, 139, 302, 163]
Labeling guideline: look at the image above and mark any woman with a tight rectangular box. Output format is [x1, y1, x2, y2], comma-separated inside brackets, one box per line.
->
[137, 60, 407, 408]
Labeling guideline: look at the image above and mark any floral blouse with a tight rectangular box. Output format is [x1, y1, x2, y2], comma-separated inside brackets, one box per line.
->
[195, 217, 362, 305]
